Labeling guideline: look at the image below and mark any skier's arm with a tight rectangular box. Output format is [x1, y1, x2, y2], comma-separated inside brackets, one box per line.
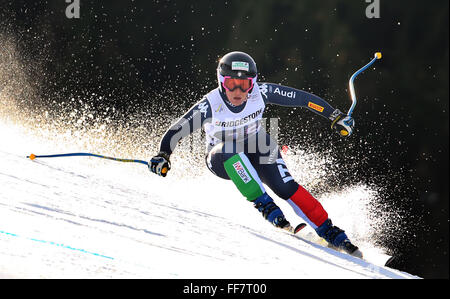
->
[258, 82, 354, 136]
[158, 98, 211, 156]
[149, 98, 211, 177]
[258, 82, 339, 120]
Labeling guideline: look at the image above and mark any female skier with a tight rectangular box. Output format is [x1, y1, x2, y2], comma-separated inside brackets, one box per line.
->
[149, 51, 360, 256]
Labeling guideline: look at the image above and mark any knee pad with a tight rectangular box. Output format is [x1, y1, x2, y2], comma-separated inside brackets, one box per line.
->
[223, 153, 265, 201]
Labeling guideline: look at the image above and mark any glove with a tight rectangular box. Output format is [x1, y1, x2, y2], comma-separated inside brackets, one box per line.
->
[331, 113, 355, 137]
[149, 152, 171, 177]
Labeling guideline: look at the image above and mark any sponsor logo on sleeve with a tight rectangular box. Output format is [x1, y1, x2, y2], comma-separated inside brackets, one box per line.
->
[307, 102, 324, 112]
[273, 87, 296, 99]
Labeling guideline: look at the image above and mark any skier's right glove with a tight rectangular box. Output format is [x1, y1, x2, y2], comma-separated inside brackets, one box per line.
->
[331, 112, 355, 137]
[149, 152, 171, 177]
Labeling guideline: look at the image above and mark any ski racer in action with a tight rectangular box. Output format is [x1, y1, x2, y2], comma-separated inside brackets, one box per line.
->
[149, 51, 361, 257]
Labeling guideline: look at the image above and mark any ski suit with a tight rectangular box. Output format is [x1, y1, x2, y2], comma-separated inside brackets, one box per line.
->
[158, 83, 342, 229]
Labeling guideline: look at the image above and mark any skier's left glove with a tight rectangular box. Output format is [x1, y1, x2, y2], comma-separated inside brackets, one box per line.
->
[331, 112, 355, 137]
[149, 152, 171, 177]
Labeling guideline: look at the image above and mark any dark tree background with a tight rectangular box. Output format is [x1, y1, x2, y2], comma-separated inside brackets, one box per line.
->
[0, 0, 448, 278]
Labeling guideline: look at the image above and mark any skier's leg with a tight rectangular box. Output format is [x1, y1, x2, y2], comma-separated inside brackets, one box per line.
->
[252, 133, 355, 249]
[205, 143, 231, 180]
[223, 152, 290, 228]
[206, 142, 290, 228]
[257, 156, 355, 248]
[254, 151, 328, 228]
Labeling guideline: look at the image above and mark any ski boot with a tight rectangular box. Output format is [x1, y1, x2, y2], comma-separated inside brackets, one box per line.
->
[253, 193, 305, 234]
[315, 219, 363, 258]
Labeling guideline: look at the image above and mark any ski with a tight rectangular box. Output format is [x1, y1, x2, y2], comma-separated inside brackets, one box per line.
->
[327, 240, 364, 259]
[290, 229, 394, 267]
[384, 256, 397, 268]
[283, 222, 307, 234]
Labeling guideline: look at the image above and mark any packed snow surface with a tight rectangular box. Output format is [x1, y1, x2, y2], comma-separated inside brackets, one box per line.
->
[0, 121, 418, 279]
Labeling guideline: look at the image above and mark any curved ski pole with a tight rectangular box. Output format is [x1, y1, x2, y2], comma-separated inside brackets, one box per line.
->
[347, 52, 382, 117]
[27, 152, 149, 166]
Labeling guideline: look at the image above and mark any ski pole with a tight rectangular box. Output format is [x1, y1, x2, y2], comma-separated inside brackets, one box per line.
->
[347, 52, 382, 117]
[27, 152, 149, 166]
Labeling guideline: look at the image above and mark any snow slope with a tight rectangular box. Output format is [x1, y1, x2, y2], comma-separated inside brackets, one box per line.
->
[0, 121, 419, 279]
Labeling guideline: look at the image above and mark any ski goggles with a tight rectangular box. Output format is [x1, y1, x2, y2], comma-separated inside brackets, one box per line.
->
[222, 76, 254, 92]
